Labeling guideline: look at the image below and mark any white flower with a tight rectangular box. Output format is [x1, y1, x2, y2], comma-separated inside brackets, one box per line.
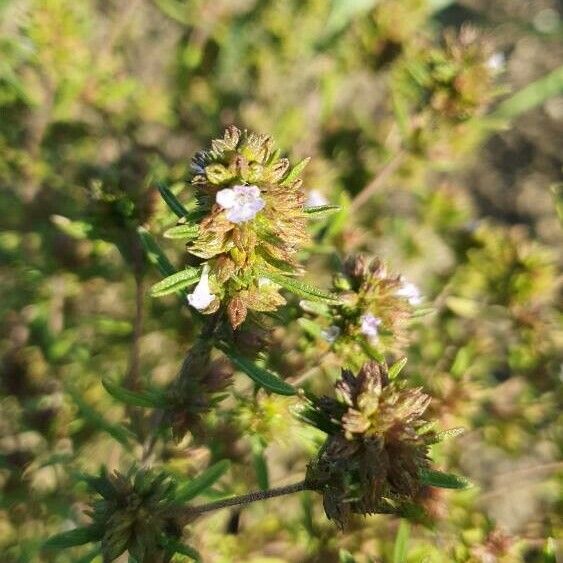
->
[305, 189, 328, 208]
[487, 52, 505, 74]
[321, 325, 341, 343]
[360, 313, 381, 340]
[396, 279, 422, 306]
[216, 184, 265, 224]
[187, 265, 215, 311]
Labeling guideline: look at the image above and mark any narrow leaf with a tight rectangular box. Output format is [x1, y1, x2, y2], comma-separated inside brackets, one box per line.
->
[304, 205, 340, 217]
[393, 520, 410, 563]
[419, 468, 471, 489]
[160, 536, 201, 561]
[176, 460, 231, 502]
[138, 227, 175, 276]
[163, 223, 199, 240]
[220, 346, 297, 396]
[44, 527, 100, 549]
[150, 267, 201, 297]
[280, 157, 310, 186]
[388, 358, 407, 380]
[251, 438, 270, 490]
[493, 65, 563, 119]
[102, 379, 167, 408]
[157, 182, 190, 218]
[339, 549, 357, 563]
[259, 270, 338, 304]
[298, 318, 323, 338]
[66, 386, 133, 448]
[435, 427, 465, 442]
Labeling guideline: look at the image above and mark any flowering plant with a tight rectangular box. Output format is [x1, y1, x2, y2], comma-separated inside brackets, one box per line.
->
[46, 129, 468, 561]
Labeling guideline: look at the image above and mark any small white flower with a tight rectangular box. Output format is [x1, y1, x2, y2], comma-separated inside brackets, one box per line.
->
[187, 265, 215, 311]
[216, 184, 265, 224]
[360, 313, 381, 340]
[321, 325, 341, 343]
[396, 279, 422, 306]
[487, 52, 505, 74]
[305, 190, 328, 208]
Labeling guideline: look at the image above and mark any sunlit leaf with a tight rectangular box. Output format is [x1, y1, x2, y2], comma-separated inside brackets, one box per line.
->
[176, 460, 231, 502]
[220, 346, 297, 396]
[419, 468, 471, 489]
[150, 267, 201, 297]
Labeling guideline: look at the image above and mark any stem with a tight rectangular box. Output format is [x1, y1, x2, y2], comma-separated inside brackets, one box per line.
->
[350, 150, 406, 211]
[186, 481, 308, 517]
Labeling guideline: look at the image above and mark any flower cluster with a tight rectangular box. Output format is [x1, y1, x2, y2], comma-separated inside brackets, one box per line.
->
[310, 255, 421, 368]
[414, 26, 497, 122]
[82, 468, 184, 562]
[183, 126, 311, 327]
[302, 361, 439, 528]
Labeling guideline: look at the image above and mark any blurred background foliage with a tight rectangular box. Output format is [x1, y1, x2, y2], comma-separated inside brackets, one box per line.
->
[0, 0, 562, 561]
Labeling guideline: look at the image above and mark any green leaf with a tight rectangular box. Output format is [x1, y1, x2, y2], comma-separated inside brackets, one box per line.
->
[325, 0, 378, 36]
[435, 427, 464, 442]
[304, 205, 340, 218]
[163, 223, 199, 240]
[419, 468, 471, 489]
[220, 346, 297, 396]
[259, 270, 338, 304]
[138, 227, 176, 276]
[44, 527, 100, 549]
[297, 318, 323, 338]
[66, 386, 133, 448]
[339, 549, 357, 563]
[393, 519, 410, 563]
[493, 65, 563, 119]
[160, 535, 201, 561]
[51, 215, 94, 240]
[543, 537, 557, 563]
[251, 437, 270, 490]
[149, 267, 201, 297]
[176, 460, 231, 502]
[388, 358, 407, 380]
[157, 182, 190, 218]
[280, 157, 310, 186]
[102, 379, 167, 408]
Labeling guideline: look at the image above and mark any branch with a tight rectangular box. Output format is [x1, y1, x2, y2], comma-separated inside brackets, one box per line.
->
[184, 481, 308, 518]
[350, 150, 406, 211]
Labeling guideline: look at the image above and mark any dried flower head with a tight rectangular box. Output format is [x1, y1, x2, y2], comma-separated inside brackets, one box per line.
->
[302, 361, 440, 528]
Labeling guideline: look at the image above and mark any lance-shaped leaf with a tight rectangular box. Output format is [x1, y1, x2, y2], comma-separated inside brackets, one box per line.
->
[163, 223, 199, 240]
[280, 157, 310, 186]
[160, 536, 201, 562]
[392, 520, 410, 563]
[304, 205, 340, 218]
[44, 526, 101, 549]
[419, 468, 471, 489]
[388, 358, 407, 380]
[102, 379, 168, 408]
[251, 437, 270, 490]
[175, 460, 231, 502]
[219, 345, 297, 396]
[258, 270, 338, 304]
[157, 182, 191, 218]
[429, 427, 465, 444]
[150, 267, 201, 297]
[138, 227, 175, 276]
[66, 386, 133, 448]
[298, 318, 323, 338]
